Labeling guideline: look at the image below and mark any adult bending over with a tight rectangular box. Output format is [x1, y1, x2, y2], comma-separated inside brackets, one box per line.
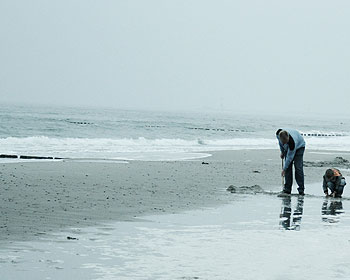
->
[276, 129, 306, 195]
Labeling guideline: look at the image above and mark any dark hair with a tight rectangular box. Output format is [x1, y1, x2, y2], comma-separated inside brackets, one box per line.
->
[276, 129, 283, 136]
[325, 169, 334, 179]
[279, 130, 289, 141]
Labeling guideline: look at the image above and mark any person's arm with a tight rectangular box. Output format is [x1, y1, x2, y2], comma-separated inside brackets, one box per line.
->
[323, 176, 328, 195]
[283, 147, 296, 171]
[279, 142, 285, 155]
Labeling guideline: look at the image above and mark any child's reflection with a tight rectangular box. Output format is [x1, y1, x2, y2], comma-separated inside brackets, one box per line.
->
[279, 196, 304, 231]
[321, 199, 344, 224]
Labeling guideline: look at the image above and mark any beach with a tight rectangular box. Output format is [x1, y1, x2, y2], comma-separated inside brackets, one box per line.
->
[1, 149, 350, 242]
[2, 149, 350, 279]
[2, 0, 350, 278]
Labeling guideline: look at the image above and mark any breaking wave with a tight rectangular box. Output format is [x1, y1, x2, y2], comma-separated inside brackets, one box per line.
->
[1, 135, 350, 161]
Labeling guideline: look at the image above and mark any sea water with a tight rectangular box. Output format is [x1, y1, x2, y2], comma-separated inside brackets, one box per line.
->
[2, 105, 350, 279]
[1, 103, 350, 161]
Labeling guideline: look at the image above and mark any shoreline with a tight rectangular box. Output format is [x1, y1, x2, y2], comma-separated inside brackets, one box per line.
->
[2, 148, 350, 164]
[1, 149, 350, 242]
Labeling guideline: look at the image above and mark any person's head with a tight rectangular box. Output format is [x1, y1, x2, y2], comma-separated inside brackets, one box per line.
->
[279, 130, 289, 145]
[325, 169, 334, 179]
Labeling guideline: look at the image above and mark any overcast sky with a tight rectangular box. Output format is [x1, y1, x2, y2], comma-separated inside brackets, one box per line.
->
[1, 1, 349, 114]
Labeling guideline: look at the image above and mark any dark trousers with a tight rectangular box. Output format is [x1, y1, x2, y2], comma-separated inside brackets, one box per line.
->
[327, 179, 346, 197]
[284, 147, 305, 193]
[280, 196, 304, 230]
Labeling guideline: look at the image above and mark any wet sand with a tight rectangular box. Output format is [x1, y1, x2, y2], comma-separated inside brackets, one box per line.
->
[1, 149, 350, 242]
[2, 149, 350, 279]
[1, 182, 350, 280]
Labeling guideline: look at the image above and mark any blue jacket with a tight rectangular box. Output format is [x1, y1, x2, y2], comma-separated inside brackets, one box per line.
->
[276, 129, 306, 171]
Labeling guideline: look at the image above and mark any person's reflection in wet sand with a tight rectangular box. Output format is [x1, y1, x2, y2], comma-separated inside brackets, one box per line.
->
[321, 199, 344, 224]
[279, 196, 304, 231]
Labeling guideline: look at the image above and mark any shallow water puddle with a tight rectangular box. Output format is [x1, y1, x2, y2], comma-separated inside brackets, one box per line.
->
[1, 185, 350, 280]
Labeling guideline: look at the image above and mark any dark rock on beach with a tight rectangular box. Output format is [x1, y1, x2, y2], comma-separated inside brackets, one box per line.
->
[1, 154, 64, 160]
[20, 155, 54, 160]
[0, 154, 18, 158]
[67, 236, 78, 240]
[304, 156, 350, 168]
[227, 185, 265, 194]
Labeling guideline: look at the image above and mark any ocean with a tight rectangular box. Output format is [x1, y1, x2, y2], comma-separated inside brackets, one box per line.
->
[2, 104, 350, 280]
[1, 103, 349, 161]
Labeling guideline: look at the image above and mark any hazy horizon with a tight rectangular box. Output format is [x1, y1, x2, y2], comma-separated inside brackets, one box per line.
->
[1, 1, 350, 115]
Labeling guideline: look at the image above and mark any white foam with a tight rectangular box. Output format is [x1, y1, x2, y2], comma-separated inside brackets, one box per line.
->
[0, 136, 276, 161]
[0, 158, 62, 164]
[1, 135, 350, 161]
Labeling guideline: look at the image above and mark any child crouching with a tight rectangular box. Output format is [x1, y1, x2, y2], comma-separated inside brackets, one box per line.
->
[323, 168, 346, 198]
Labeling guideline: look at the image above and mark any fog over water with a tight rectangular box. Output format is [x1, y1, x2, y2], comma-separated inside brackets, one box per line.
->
[1, 1, 350, 114]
